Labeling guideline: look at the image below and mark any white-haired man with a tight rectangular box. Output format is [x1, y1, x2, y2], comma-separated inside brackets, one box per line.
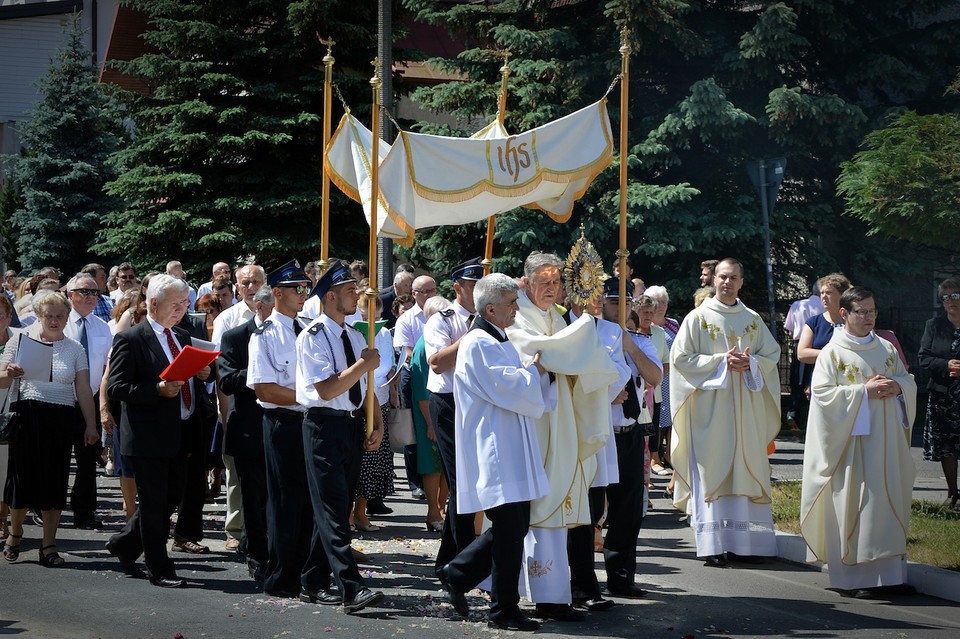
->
[506, 252, 619, 619]
[106, 274, 212, 587]
[438, 273, 550, 631]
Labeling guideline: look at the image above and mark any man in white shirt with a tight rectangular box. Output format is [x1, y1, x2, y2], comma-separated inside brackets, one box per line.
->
[197, 262, 231, 299]
[784, 283, 824, 427]
[423, 258, 481, 569]
[392, 272, 437, 497]
[166, 260, 198, 312]
[296, 260, 385, 614]
[64, 273, 114, 529]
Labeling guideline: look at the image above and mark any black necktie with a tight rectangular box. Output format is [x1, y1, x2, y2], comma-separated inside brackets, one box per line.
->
[293, 319, 302, 336]
[340, 330, 362, 407]
[467, 313, 475, 327]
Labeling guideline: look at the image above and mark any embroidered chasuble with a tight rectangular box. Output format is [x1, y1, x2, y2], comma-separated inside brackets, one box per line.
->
[507, 292, 618, 528]
[669, 297, 782, 513]
[800, 330, 916, 580]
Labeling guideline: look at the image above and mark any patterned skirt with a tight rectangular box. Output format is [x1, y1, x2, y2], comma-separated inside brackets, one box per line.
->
[357, 404, 395, 500]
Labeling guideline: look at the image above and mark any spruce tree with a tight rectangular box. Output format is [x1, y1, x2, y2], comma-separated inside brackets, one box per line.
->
[9, 13, 126, 274]
[97, 0, 381, 274]
[0, 177, 23, 271]
[400, 0, 960, 307]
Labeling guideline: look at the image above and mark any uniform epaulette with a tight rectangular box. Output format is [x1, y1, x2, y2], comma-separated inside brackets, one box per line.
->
[439, 309, 455, 318]
[308, 323, 325, 335]
[253, 319, 272, 335]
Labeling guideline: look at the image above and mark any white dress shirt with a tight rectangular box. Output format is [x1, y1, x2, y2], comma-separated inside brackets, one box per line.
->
[247, 310, 304, 410]
[423, 302, 472, 393]
[296, 314, 369, 411]
[64, 309, 112, 396]
[146, 316, 194, 419]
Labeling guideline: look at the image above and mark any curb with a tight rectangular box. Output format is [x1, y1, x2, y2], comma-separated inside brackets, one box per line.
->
[775, 531, 960, 603]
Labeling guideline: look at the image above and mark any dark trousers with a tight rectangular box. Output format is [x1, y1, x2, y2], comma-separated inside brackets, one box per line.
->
[444, 500, 530, 622]
[569, 486, 606, 600]
[430, 392, 477, 569]
[302, 409, 365, 600]
[174, 446, 207, 542]
[108, 454, 185, 579]
[603, 425, 646, 588]
[234, 449, 268, 574]
[262, 409, 318, 594]
[70, 396, 102, 517]
[399, 367, 421, 490]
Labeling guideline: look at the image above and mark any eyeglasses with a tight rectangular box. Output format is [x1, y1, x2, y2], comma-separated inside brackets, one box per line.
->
[941, 293, 960, 302]
[282, 284, 311, 295]
[849, 309, 878, 318]
[70, 288, 100, 297]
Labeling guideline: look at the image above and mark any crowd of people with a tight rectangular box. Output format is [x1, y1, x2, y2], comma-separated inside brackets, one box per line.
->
[0, 252, 955, 623]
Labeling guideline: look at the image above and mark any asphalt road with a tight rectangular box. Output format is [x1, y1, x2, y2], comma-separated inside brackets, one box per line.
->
[1, 442, 957, 639]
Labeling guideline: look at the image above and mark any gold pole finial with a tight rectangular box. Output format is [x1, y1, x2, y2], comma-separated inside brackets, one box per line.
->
[320, 35, 336, 58]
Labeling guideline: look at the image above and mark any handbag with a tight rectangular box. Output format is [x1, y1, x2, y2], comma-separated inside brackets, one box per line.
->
[387, 407, 415, 453]
[0, 378, 21, 445]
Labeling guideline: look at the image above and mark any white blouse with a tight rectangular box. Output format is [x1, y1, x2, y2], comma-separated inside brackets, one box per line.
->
[0, 324, 87, 407]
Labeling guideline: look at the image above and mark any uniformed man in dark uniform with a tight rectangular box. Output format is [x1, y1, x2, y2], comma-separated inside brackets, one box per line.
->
[296, 260, 385, 614]
[219, 280, 274, 581]
[247, 261, 318, 599]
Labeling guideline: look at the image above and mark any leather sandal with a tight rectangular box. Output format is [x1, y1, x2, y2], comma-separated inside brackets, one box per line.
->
[39, 544, 65, 567]
[3, 532, 22, 561]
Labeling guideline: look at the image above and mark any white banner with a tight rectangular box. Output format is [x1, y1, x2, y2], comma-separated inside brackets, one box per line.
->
[324, 99, 612, 246]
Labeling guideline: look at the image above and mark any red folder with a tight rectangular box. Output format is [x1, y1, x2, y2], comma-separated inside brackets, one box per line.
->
[160, 346, 220, 382]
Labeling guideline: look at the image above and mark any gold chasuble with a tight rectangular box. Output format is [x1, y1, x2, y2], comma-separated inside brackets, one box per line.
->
[507, 292, 618, 528]
[669, 297, 781, 512]
[800, 331, 916, 568]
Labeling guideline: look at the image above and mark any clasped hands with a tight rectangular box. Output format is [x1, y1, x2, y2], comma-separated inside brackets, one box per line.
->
[725, 346, 752, 373]
[865, 375, 901, 400]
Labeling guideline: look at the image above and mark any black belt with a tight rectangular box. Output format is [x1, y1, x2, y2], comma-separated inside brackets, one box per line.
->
[265, 407, 304, 419]
[307, 406, 362, 419]
[432, 392, 454, 400]
[613, 424, 636, 434]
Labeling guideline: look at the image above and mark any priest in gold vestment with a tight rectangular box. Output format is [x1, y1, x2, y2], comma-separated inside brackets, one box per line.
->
[801, 287, 917, 599]
[670, 258, 781, 566]
[506, 252, 619, 608]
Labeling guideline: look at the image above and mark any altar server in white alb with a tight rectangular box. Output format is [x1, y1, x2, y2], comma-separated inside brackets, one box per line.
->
[436, 273, 551, 632]
[801, 286, 917, 600]
[670, 258, 781, 567]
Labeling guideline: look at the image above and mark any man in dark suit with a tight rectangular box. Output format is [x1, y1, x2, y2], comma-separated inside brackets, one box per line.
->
[218, 284, 274, 581]
[105, 274, 212, 588]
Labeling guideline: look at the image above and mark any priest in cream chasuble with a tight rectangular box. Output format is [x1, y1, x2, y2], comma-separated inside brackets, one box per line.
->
[800, 288, 916, 594]
[670, 259, 781, 562]
[506, 254, 618, 604]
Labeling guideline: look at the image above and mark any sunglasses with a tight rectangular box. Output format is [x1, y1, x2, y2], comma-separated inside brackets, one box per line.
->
[282, 284, 311, 295]
[70, 288, 100, 297]
[942, 293, 960, 302]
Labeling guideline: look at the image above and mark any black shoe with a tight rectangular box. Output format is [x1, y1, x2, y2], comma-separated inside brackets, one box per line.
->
[105, 541, 146, 579]
[436, 565, 469, 616]
[73, 514, 103, 530]
[839, 588, 876, 600]
[488, 614, 541, 631]
[573, 596, 615, 611]
[534, 603, 585, 621]
[607, 583, 648, 598]
[726, 552, 767, 564]
[150, 575, 186, 588]
[703, 554, 728, 568]
[366, 500, 393, 515]
[343, 587, 384, 614]
[300, 587, 341, 605]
